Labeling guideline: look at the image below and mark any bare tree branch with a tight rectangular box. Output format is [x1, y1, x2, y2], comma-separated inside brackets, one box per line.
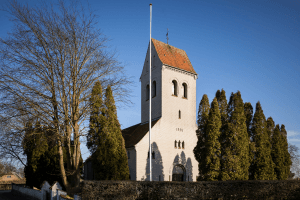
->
[0, 0, 132, 189]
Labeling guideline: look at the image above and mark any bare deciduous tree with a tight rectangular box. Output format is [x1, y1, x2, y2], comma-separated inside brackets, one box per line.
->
[289, 144, 300, 179]
[0, 0, 131, 189]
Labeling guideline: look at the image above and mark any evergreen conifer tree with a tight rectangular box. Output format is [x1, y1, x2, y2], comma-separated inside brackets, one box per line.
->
[91, 85, 129, 180]
[193, 94, 210, 181]
[266, 117, 275, 143]
[272, 124, 286, 179]
[215, 89, 228, 180]
[266, 117, 276, 179]
[280, 125, 292, 179]
[221, 91, 249, 180]
[244, 102, 255, 180]
[103, 85, 129, 180]
[87, 81, 104, 154]
[244, 102, 253, 138]
[204, 98, 222, 181]
[251, 102, 276, 180]
[23, 122, 71, 189]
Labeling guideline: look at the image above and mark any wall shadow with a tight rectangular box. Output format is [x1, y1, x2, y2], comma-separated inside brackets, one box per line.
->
[171, 151, 193, 181]
[145, 142, 164, 181]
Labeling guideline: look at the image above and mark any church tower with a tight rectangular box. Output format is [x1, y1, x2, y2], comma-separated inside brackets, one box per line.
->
[122, 39, 198, 182]
[141, 38, 198, 127]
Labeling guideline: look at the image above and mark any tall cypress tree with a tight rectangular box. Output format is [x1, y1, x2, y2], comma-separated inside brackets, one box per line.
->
[272, 124, 285, 179]
[266, 117, 275, 139]
[215, 89, 228, 180]
[103, 85, 129, 180]
[204, 98, 222, 181]
[87, 81, 104, 154]
[88, 83, 129, 180]
[244, 102, 253, 139]
[280, 125, 292, 179]
[244, 102, 255, 180]
[251, 102, 276, 180]
[194, 94, 210, 181]
[221, 91, 249, 180]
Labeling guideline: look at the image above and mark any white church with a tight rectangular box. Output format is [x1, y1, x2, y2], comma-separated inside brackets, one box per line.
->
[122, 38, 199, 181]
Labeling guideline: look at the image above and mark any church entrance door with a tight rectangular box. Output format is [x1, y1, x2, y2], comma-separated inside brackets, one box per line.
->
[172, 164, 185, 181]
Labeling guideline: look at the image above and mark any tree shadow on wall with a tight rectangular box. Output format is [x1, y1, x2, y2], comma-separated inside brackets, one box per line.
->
[171, 151, 193, 181]
[145, 142, 164, 181]
[180, 151, 193, 181]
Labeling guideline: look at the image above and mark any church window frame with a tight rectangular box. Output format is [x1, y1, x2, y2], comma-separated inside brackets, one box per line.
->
[178, 140, 181, 149]
[179, 110, 181, 119]
[152, 151, 155, 159]
[152, 81, 156, 97]
[182, 141, 185, 149]
[146, 84, 149, 101]
[182, 83, 187, 98]
[172, 80, 178, 96]
[175, 140, 177, 148]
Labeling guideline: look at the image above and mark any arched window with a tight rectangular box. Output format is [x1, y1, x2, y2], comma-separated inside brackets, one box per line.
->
[152, 81, 156, 97]
[182, 83, 187, 98]
[152, 151, 155, 159]
[175, 140, 177, 148]
[146, 85, 149, 100]
[179, 110, 181, 119]
[178, 140, 181, 149]
[172, 80, 178, 96]
[182, 141, 185, 149]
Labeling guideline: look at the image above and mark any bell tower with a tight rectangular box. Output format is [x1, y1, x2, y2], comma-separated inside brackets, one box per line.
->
[140, 39, 197, 126]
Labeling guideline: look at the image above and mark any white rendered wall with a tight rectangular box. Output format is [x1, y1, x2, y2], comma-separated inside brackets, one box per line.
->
[141, 41, 163, 123]
[137, 61, 198, 181]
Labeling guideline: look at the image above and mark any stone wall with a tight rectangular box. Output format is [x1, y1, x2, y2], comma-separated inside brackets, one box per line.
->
[12, 183, 42, 200]
[80, 180, 300, 200]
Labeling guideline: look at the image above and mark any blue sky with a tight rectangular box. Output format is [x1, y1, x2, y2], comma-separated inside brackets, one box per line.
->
[1, 0, 299, 163]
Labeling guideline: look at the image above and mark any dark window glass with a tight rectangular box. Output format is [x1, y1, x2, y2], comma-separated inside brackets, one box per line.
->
[172, 80, 178, 96]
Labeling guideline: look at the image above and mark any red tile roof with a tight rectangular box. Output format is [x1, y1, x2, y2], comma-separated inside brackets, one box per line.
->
[152, 38, 196, 74]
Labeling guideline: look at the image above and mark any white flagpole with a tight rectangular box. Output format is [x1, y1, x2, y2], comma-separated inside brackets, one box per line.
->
[149, 3, 152, 182]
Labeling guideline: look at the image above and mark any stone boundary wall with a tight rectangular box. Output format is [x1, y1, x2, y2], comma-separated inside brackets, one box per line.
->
[80, 180, 300, 200]
[12, 183, 42, 200]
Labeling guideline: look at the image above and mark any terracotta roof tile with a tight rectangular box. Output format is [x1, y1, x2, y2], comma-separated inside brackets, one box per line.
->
[152, 38, 196, 74]
[122, 118, 160, 148]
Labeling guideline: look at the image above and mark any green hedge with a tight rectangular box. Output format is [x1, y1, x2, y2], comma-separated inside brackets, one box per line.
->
[79, 180, 300, 200]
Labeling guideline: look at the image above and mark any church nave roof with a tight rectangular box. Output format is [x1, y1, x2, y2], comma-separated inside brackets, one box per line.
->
[122, 118, 160, 148]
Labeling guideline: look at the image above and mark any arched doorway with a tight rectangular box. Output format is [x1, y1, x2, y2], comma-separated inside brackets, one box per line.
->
[172, 164, 185, 181]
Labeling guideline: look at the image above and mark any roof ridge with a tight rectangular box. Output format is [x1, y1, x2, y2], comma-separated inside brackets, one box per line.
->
[151, 38, 197, 74]
[151, 38, 185, 52]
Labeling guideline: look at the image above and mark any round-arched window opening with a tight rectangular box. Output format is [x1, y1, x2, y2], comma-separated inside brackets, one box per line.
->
[146, 85, 149, 100]
[172, 80, 178, 96]
[182, 83, 187, 98]
[152, 81, 156, 97]
[172, 165, 185, 181]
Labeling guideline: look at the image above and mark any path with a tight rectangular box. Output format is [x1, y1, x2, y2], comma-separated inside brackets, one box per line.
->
[0, 190, 33, 200]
